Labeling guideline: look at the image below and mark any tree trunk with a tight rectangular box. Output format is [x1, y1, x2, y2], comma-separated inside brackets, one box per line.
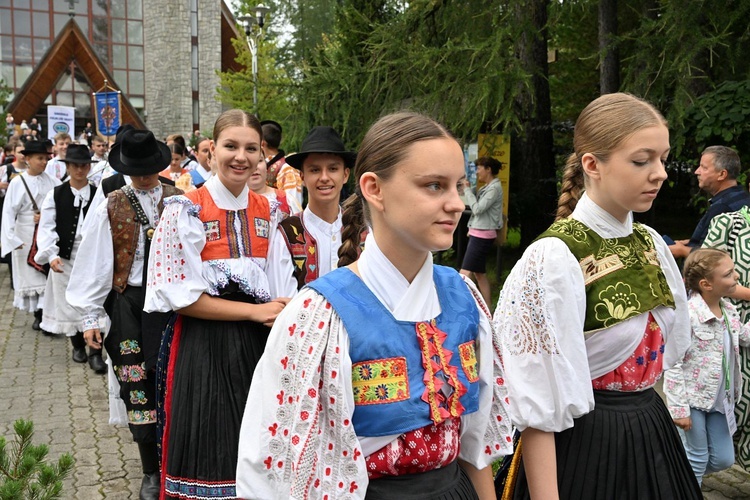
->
[599, 0, 620, 94]
[513, 0, 557, 248]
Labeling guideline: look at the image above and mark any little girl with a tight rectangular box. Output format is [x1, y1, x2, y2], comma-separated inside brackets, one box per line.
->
[665, 248, 750, 484]
[236, 111, 513, 499]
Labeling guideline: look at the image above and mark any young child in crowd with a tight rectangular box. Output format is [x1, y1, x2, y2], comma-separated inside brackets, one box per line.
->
[665, 248, 750, 484]
[236, 111, 512, 499]
[494, 93, 701, 499]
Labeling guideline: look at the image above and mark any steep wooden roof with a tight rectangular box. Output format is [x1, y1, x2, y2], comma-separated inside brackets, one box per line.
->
[6, 19, 145, 128]
[222, 1, 246, 73]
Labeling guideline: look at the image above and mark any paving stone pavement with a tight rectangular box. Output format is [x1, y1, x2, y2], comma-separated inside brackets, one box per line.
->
[0, 266, 141, 499]
[2, 263, 750, 499]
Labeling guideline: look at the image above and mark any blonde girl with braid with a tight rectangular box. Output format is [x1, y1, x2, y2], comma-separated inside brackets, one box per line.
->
[493, 93, 701, 499]
[237, 111, 513, 499]
[664, 248, 750, 485]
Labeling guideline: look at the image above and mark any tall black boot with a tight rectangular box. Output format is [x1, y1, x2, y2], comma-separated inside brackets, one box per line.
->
[32, 309, 42, 331]
[70, 332, 87, 363]
[137, 442, 159, 500]
[87, 347, 106, 374]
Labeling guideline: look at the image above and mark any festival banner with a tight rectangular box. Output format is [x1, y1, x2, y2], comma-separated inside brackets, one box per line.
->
[93, 91, 121, 138]
[47, 105, 75, 140]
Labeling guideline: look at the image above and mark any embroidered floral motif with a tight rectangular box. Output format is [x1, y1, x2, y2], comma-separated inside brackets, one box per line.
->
[594, 282, 641, 327]
[129, 390, 147, 405]
[458, 341, 479, 382]
[204, 220, 220, 241]
[127, 409, 156, 425]
[352, 357, 409, 405]
[119, 339, 141, 355]
[116, 364, 146, 383]
[254, 217, 270, 238]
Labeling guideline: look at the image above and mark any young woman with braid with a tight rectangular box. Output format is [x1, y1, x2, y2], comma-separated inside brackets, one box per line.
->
[236, 111, 513, 499]
[493, 93, 701, 499]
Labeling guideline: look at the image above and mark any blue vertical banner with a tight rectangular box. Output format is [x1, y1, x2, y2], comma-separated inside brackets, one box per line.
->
[93, 91, 121, 138]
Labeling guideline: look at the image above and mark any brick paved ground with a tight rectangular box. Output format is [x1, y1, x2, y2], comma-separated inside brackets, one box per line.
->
[1, 263, 750, 499]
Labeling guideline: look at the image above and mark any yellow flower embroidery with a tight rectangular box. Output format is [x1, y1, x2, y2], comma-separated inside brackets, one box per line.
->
[594, 282, 641, 327]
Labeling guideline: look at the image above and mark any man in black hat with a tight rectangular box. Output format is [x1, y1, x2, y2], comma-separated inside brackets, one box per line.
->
[261, 120, 303, 213]
[33, 144, 105, 372]
[67, 129, 182, 500]
[0, 140, 61, 331]
[268, 126, 355, 296]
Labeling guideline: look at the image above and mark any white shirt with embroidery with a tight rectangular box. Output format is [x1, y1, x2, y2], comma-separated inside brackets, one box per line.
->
[493, 192, 691, 433]
[45, 157, 67, 181]
[236, 233, 513, 500]
[143, 175, 287, 313]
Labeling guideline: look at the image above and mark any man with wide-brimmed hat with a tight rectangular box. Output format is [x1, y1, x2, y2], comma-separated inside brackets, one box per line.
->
[268, 126, 356, 296]
[1, 140, 61, 330]
[33, 144, 106, 372]
[67, 129, 182, 500]
[261, 119, 302, 213]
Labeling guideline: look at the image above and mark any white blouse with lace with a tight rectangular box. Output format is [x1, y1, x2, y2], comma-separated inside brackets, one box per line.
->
[493, 192, 690, 433]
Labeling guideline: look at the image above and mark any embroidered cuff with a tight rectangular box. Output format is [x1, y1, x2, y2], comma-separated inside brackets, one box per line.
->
[164, 196, 202, 217]
[82, 315, 100, 331]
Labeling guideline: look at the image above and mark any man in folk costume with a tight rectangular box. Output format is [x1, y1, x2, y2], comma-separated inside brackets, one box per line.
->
[44, 132, 72, 181]
[261, 119, 303, 213]
[67, 129, 181, 500]
[267, 126, 355, 297]
[0, 140, 61, 330]
[34, 144, 106, 372]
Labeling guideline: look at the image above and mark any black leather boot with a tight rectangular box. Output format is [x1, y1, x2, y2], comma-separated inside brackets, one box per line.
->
[70, 332, 88, 363]
[32, 309, 42, 331]
[138, 442, 160, 500]
[87, 349, 107, 374]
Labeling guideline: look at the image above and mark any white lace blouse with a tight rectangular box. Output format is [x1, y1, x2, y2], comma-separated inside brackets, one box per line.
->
[493, 193, 690, 433]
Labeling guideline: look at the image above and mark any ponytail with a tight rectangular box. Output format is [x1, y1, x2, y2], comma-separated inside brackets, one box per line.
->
[337, 192, 366, 267]
[556, 153, 584, 220]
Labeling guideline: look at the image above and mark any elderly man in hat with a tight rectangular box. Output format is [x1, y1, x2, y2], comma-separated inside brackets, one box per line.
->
[33, 144, 106, 372]
[67, 129, 182, 500]
[1, 140, 61, 331]
[261, 119, 303, 213]
[267, 126, 355, 297]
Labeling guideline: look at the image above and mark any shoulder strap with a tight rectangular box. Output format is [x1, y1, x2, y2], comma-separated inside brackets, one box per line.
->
[121, 185, 150, 227]
[18, 174, 40, 212]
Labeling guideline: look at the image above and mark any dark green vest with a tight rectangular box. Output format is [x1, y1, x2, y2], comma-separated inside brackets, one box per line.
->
[537, 219, 675, 333]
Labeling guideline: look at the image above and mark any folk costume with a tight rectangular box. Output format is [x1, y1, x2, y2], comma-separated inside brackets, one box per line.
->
[0, 141, 60, 315]
[236, 233, 512, 499]
[45, 155, 68, 181]
[66, 129, 178, 500]
[144, 174, 284, 499]
[494, 193, 701, 499]
[703, 209, 750, 471]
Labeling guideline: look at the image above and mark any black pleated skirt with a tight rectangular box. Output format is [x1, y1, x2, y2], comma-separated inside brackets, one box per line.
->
[365, 460, 479, 500]
[157, 288, 270, 499]
[512, 388, 702, 500]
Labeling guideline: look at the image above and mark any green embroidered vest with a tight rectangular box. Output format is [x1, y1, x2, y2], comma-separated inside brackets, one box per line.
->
[537, 219, 675, 333]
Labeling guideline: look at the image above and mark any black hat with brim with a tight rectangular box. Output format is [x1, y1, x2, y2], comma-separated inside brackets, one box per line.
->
[108, 129, 171, 176]
[20, 141, 50, 157]
[285, 126, 357, 170]
[62, 144, 96, 165]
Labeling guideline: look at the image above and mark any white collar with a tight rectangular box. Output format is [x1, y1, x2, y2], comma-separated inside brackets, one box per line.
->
[303, 206, 342, 233]
[571, 192, 633, 238]
[205, 175, 249, 210]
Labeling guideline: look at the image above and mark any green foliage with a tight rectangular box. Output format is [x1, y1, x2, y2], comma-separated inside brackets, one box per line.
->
[0, 420, 74, 500]
[0, 79, 12, 146]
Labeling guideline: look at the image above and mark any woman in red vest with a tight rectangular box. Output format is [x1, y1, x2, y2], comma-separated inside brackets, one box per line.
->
[145, 109, 290, 499]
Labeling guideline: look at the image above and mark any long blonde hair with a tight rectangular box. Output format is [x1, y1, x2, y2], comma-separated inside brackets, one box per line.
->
[556, 93, 667, 220]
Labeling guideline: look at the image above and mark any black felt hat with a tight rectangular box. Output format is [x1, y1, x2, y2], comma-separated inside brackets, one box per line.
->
[108, 129, 171, 176]
[285, 126, 356, 170]
[62, 144, 96, 165]
[20, 141, 50, 157]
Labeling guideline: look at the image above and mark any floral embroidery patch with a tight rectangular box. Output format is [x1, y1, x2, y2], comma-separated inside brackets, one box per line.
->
[127, 409, 157, 425]
[458, 341, 479, 382]
[254, 217, 269, 238]
[116, 364, 146, 383]
[129, 390, 147, 405]
[352, 357, 409, 405]
[594, 282, 641, 327]
[119, 339, 141, 356]
[204, 220, 220, 241]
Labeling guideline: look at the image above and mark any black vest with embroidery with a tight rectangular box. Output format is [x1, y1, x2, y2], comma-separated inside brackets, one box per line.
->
[53, 182, 93, 260]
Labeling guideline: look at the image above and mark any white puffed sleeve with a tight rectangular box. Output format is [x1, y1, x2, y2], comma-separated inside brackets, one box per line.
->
[493, 238, 594, 433]
[34, 191, 59, 265]
[144, 196, 207, 312]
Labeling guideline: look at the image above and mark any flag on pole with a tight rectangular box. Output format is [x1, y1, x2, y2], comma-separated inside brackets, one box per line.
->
[93, 91, 121, 139]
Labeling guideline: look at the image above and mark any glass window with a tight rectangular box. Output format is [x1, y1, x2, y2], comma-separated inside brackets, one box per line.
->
[0, 0, 10, 7]
[93, 42, 108, 65]
[0, 35, 11, 60]
[127, 20, 142, 44]
[129, 96, 144, 108]
[129, 70, 143, 94]
[92, 16, 108, 43]
[75, 92, 91, 115]
[0, 9, 11, 35]
[13, 9, 30, 34]
[52, 0, 68, 12]
[127, 0, 142, 19]
[32, 0, 49, 10]
[128, 45, 142, 70]
[0, 63, 14, 87]
[44, 93, 52, 104]
[91, 0, 107, 16]
[33, 38, 50, 61]
[111, 0, 125, 18]
[111, 18, 125, 43]
[15, 36, 32, 63]
[54, 13, 68, 36]
[113, 69, 127, 91]
[32, 11, 50, 38]
[72, 70, 91, 93]
[112, 44, 126, 68]
[56, 90, 73, 106]
[55, 71, 71, 91]
[15, 63, 32, 88]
